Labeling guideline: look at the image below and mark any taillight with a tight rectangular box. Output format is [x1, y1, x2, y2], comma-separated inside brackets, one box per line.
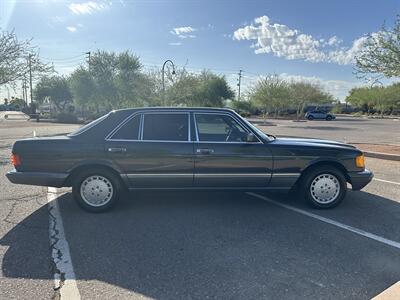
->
[11, 154, 21, 167]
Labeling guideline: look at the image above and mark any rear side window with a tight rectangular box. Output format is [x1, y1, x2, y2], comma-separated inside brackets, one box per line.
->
[111, 115, 140, 140]
[69, 113, 108, 136]
[143, 113, 188, 141]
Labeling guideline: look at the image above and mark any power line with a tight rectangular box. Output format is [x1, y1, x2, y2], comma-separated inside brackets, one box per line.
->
[40, 53, 86, 62]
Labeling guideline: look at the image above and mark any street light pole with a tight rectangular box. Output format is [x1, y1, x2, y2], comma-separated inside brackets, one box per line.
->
[162, 59, 176, 106]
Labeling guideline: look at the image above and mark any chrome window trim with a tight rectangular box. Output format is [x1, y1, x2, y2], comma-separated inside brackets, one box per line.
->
[127, 173, 271, 177]
[105, 109, 263, 144]
[142, 111, 191, 142]
[105, 112, 141, 141]
[193, 112, 262, 144]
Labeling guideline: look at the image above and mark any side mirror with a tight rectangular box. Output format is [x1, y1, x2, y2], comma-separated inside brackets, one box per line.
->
[246, 132, 258, 143]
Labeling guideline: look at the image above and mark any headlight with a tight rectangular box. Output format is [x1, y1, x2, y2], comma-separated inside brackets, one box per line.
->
[355, 154, 365, 168]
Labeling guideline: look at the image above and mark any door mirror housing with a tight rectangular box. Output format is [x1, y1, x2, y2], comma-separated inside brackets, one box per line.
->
[246, 133, 258, 143]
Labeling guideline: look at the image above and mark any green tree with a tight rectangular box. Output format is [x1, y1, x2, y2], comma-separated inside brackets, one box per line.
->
[69, 67, 95, 110]
[34, 76, 73, 112]
[0, 30, 52, 87]
[248, 75, 291, 120]
[165, 70, 234, 107]
[69, 50, 149, 113]
[289, 82, 334, 120]
[354, 15, 400, 79]
[9, 97, 26, 110]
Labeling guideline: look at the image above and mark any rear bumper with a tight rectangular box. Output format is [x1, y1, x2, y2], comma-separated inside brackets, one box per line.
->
[6, 169, 68, 188]
[348, 169, 374, 190]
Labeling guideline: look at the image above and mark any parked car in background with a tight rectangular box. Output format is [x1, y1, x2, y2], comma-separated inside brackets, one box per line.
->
[305, 110, 336, 120]
[6, 107, 372, 212]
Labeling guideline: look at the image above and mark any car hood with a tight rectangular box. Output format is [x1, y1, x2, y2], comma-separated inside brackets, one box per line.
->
[272, 137, 356, 149]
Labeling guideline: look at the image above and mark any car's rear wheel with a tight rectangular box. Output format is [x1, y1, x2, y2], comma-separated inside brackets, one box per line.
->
[301, 166, 347, 209]
[72, 168, 121, 212]
[326, 115, 333, 121]
[307, 115, 314, 120]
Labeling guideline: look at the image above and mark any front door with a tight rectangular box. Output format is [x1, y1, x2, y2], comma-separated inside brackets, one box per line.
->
[105, 111, 194, 188]
[193, 112, 272, 188]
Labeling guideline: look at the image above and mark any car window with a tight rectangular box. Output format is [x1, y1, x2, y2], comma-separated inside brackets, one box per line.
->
[143, 113, 188, 141]
[110, 114, 140, 140]
[195, 114, 249, 142]
[69, 113, 109, 136]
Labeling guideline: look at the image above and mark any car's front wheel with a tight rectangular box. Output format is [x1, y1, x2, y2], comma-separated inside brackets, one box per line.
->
[307, 115, 314, 120]
[301, 166, 347, 209]
[72, 169, 121, 212]
[326, 115, 333, 121]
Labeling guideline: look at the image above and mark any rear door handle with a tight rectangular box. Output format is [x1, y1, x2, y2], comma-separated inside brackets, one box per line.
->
[108, 147, 127, 153]
[196, 148, 214, 155]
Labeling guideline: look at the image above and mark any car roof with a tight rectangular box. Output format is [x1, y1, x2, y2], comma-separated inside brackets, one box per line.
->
[112, 107, 235, 115]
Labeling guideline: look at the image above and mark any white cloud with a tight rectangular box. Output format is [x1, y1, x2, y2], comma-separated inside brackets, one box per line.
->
[168, 42, 182, 46]
[171, 26, 196, 39]
[233, 15, 369, 65]
[68, 1, 108, 15]
[66, 26, 77, 32]
[172, 26, 196, 35]
[329, 36, 368, 65]
[327, 36, 341, 46]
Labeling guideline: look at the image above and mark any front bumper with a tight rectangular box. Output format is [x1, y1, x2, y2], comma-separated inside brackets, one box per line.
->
[6, 169, 68, 188]
[348, 169, 373, 190]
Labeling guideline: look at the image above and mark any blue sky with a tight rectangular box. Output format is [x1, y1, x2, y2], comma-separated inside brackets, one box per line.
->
[1, 0, 399, 101]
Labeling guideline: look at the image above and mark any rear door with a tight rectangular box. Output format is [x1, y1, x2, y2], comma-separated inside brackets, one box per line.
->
[105, 111, 194, 188]
[193, 112, 272, 188]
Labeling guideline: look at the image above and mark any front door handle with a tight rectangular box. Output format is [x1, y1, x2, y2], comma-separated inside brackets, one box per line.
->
[108, 147, 127, 153]
[196, 148, 214, 155]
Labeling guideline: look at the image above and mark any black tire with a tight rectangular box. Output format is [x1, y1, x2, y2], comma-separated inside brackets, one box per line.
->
[72, 168, 121, 213]
[326, 115, 333, 121]
[301, 165, 347, 209]
[307, 115, 314, 120]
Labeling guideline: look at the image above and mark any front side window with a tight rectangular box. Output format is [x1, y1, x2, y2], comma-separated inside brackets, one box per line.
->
[143, 113, 189, 141]
[195, 114, 249, 142]
[110, 114, 140, 140]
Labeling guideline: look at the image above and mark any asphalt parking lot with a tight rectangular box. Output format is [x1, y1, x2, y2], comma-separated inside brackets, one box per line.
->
[252, 115, 400, 145]
[0, 118, 399, 299]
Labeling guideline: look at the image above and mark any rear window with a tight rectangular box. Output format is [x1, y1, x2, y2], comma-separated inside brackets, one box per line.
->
[142, 113, 188, 141]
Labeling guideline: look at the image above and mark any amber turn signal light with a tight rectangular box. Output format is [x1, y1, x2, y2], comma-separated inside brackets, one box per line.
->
[355, 154, 365, 168]
[11, 154, 21, 167]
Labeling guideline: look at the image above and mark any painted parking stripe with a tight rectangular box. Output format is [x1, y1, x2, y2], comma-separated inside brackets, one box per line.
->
[247, 192, 400, 250]
[373, 178, 400, 186]
[48, 187, 81, 299]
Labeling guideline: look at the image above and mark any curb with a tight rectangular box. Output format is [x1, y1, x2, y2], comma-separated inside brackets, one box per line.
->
[363, 151, 400, 161]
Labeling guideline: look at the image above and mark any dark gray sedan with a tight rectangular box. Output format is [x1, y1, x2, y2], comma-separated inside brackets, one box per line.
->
[6, 107, 372, 212]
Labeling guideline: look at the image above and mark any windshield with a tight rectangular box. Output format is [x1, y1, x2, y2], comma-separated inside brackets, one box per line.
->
[68, 114, 109, 136]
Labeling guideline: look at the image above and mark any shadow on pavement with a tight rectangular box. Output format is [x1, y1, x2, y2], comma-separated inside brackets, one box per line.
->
[1, 190, 400, 299]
